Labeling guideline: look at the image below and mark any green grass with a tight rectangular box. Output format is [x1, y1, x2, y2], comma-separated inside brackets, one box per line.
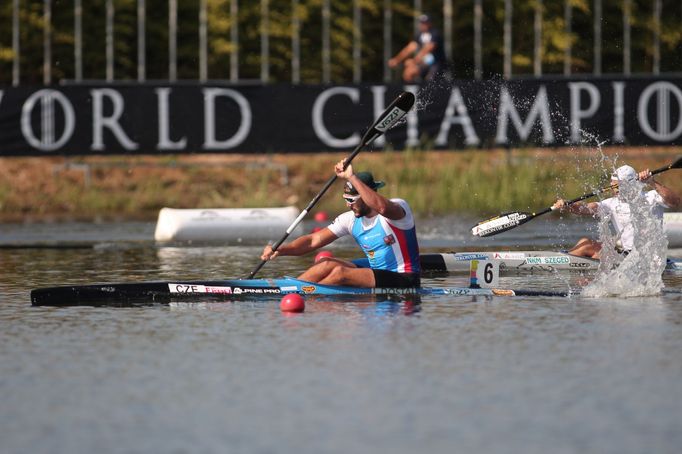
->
[1, 149, 679, 221]
[311, 149, 609, 217]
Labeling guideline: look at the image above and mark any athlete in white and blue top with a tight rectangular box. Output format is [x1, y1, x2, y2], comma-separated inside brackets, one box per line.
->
[328, 197, 420, 274]
[261, 161, 421, 288]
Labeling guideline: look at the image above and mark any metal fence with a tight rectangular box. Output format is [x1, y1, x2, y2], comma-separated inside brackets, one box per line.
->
[5, 0, 681, 86]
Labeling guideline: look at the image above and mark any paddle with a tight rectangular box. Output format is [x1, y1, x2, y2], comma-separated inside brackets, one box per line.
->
[471, 155, 682, 238]
[247, 91, 416, 278]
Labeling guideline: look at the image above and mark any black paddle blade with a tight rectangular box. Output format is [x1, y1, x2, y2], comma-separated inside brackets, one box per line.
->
[362, 91, 416, 146]
[471, 211, 534, 237]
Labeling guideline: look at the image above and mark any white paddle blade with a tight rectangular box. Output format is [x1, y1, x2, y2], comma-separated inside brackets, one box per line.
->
[471, 212, 530, 237]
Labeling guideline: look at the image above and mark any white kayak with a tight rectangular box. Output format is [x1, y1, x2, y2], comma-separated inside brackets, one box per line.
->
[419, 251, 682, 272]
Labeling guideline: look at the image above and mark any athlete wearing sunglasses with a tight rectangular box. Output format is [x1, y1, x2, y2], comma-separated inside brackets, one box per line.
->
[260, 160, 421, 288]
[342, 194, 361, 204]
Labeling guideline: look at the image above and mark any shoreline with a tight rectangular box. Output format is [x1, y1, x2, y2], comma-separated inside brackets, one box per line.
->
[1, 147, 680, 223]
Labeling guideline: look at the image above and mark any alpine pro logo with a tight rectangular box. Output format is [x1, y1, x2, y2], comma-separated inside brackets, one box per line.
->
[374, 107, 406, 132]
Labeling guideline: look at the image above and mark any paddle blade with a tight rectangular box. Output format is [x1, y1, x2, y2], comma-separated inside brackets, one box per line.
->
[471, 211, 534, 237]
[361, 91, 415, 146]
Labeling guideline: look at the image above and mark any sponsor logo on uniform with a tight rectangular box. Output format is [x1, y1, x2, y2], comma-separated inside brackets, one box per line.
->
[362, 232, 382, 241]
[383, 234, 396, 245]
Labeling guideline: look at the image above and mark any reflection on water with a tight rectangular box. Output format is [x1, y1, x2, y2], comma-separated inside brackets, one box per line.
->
[1, 221, 682, 454]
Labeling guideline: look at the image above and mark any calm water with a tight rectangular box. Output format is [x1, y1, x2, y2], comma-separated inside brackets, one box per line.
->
[1, 217, 682, 454]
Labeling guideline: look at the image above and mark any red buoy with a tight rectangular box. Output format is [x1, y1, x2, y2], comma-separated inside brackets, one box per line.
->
[280, 294, 305, 313]
[314, 250, 333, 263]
[314, 211, 329, 222]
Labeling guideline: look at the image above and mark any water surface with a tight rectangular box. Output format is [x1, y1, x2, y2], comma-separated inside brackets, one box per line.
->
[1, 218, 681, 454]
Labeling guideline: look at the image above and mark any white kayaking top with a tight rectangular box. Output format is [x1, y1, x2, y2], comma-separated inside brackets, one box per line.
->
[598, 190, 669, 251]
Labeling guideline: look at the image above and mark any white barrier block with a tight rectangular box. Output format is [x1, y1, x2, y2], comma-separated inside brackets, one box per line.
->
[664, 212, 682, 248]
[154, 206, 303, 242]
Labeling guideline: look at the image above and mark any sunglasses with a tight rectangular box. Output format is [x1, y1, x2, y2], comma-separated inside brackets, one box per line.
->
[342, 194, 361, 204]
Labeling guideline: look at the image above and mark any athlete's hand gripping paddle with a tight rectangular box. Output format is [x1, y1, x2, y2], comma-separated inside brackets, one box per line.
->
[247, 91, 416, 278]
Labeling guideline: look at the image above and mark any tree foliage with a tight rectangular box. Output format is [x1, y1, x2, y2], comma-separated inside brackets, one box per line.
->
[0, 0, 680, 85]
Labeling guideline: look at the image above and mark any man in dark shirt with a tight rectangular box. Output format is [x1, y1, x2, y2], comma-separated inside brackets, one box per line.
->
[388, 14, 446, 83]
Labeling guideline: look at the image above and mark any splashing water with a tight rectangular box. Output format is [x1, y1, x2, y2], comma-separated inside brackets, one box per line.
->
[582, 177, 669, 297]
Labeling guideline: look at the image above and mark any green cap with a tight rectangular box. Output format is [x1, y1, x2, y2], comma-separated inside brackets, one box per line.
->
[344, 172, 386, 195]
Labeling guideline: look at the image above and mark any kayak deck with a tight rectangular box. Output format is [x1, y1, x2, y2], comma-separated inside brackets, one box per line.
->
[419, 251, 682, 272]
[30, 277, 572, 307]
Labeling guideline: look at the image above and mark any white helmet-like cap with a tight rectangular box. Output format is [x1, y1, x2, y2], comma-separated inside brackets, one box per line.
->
[611, 165, 637, 182]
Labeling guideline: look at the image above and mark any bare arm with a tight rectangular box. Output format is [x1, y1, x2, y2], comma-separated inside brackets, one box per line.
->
[553, 199, 600, 216]
[640, 169, 681, 209]
[414, 41, 435, 63]
[652, 180, 681, 208]
[335, 161, 405, 220]
[261, 228, 337, 261]
[388, 42, 418, 67]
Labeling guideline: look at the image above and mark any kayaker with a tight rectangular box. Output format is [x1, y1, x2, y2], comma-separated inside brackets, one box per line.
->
[553, 164, 680, 258]
[260, 161, 421, 288]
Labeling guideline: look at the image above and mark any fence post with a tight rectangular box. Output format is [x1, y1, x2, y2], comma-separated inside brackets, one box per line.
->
[12, 0, 20, 86]
[138, 0, 146, 82]
[43, 0, 52, 85]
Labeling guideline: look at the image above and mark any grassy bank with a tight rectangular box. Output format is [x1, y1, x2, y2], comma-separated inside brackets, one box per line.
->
[1, 148, 680, 222]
